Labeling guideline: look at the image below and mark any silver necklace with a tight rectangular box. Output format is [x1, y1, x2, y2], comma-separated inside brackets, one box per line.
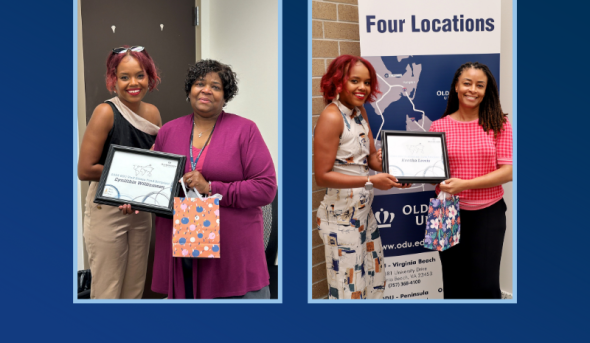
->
[194, 120, 204, 138]
[194, 120, 214, 138]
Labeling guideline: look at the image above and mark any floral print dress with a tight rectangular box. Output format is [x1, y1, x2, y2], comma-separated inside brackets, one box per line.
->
[316, 99, 385, 299]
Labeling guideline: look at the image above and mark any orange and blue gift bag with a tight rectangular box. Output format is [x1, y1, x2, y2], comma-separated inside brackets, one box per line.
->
[172, 180, 222, 258]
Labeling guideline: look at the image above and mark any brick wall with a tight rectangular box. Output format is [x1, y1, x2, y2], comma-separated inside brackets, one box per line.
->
[311, 0, 359, 299]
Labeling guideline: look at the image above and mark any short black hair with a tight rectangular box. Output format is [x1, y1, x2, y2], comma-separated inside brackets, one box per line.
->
[184, 59, 238, 106]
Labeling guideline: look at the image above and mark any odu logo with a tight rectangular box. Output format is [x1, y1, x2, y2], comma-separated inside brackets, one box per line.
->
[437, 90, 449, 100]
[375, 208, 395, 228]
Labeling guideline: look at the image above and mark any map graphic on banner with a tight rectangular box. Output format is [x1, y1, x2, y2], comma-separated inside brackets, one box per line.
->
[354, 0, 501, 300]
[364, 54, 500, 299]
[365, 54, 500, 137]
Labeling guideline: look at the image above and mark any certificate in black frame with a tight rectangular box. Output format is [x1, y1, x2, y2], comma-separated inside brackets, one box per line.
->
[94, 145, 186, 216]
[381, 130, 450, 184]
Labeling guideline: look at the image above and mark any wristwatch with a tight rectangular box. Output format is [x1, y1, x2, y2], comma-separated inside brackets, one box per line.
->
[365, 176, 373, 190]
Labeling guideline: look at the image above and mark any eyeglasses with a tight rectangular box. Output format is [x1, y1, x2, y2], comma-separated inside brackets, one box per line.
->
[112, 46, 145, 54]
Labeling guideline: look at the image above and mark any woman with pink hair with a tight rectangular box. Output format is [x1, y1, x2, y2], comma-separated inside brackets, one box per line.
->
[314, 55, 410, 299]
[78, 46, 162, 299]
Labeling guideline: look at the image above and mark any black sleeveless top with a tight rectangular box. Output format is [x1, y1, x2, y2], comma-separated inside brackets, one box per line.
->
[98, 101, 157, 165]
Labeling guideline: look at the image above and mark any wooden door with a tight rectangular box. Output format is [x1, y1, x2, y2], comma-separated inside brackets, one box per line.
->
[81, 0, 196, 125]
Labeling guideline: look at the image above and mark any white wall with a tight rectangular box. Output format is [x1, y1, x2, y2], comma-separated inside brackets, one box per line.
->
[499, 0, 514, 296]
[201, 0, 279, 179]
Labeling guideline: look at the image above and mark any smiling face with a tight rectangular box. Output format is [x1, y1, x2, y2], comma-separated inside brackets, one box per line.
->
[339, 61, 371, 110]
[189, 72, 225, 118]
[114, 55, 149, 106]
[455, 67, 487, 110]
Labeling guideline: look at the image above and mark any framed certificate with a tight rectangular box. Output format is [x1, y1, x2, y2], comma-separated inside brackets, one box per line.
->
[381, 130, 450, 184]
[94, 145, 187, 216]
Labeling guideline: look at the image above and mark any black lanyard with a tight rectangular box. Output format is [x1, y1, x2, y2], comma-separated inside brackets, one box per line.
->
[189, 117, 216, 171]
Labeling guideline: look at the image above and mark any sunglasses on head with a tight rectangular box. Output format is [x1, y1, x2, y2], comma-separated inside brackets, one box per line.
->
[112, 46, 145, 54]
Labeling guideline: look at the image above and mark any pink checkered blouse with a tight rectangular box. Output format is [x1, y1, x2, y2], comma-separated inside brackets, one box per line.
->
[429, 115, 513, 210]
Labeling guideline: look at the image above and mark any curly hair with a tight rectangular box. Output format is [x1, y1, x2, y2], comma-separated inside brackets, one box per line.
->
[442, 62, 507, 138]
[320, 55, 381, 105]
[184, 59, 238, 106]
[105, 46, 160, 92]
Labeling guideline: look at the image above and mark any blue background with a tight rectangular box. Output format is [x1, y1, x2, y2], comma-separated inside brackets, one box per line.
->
[0, 0, 587, 341]
[373, 192, 436, 257]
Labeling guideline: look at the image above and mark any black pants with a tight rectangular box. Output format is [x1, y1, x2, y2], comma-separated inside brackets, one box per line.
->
[439, 198, 507, 299]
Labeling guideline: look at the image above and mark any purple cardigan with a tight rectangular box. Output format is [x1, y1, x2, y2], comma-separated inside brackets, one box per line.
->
[151, 111, 277, 298]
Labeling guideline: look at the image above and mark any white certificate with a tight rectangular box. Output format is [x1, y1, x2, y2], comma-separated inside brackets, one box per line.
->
[95, 145, 186, 216]
[382, 131, 450, 183]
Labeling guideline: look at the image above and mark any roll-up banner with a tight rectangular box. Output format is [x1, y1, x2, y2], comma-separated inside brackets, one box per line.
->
[358, 0, 501, 299]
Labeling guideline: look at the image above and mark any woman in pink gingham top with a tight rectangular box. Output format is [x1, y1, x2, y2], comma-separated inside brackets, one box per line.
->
[429, 62, 512, 299]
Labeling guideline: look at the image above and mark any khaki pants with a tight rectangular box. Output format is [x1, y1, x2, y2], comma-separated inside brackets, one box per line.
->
[83, 182, 152, 299]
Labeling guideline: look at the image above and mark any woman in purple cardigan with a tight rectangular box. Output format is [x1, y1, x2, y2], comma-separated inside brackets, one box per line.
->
[150, 60, 277, 299]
